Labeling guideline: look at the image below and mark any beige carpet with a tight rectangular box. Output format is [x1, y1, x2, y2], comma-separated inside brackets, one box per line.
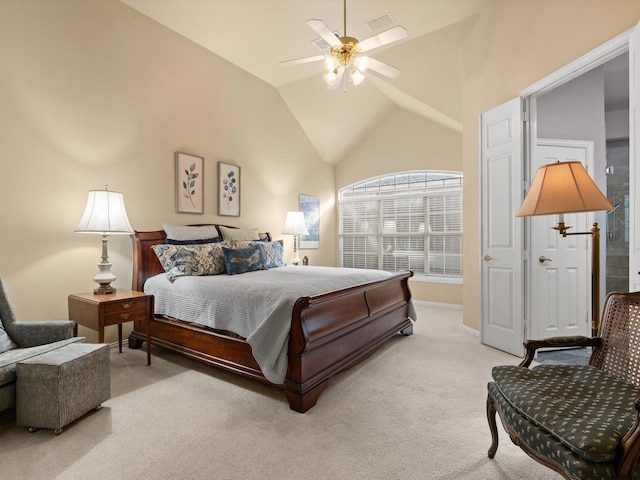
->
[0, 304, 560, 480]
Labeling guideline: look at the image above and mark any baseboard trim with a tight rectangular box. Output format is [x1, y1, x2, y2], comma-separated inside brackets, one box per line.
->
[412, 299, 462, 310]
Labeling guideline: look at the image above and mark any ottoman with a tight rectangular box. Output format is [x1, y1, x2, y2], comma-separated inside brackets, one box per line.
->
[16, 343, 111, 434]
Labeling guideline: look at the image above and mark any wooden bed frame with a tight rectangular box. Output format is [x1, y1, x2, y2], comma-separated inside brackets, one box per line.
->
[129, 226, 414, 412]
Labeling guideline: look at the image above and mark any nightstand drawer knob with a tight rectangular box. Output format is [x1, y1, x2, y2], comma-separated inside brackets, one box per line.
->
[120, 313, 130, 320]
[122, 303, 132, 309]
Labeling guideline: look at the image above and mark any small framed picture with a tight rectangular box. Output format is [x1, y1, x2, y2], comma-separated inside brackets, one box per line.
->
[218, 162, 241, 217]
[299, 194, 320, 249]
[175, 152, 204, 214]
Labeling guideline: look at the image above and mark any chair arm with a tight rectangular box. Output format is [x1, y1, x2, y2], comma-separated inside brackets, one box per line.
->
[616, 397, 640, 480]
[518, 335, 601, 368]
[7, 320, 75, 348]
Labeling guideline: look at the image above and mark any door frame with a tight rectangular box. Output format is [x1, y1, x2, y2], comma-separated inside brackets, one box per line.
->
[480, 26, 634, 355]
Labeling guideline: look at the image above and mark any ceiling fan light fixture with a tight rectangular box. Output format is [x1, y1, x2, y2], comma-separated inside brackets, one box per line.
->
[350, 68, 365, 86]
[324, 56, 339, 72]
[324, 70, 338, 85]
[353, 55, 369, 72]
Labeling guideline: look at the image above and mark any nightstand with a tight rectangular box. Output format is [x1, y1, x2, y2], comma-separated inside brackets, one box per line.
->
[68, 290, 154, 365]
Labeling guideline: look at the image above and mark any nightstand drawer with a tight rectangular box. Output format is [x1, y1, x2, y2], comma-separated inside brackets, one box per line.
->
[103, 299, 149, 326]
[103, 298, 148, 316]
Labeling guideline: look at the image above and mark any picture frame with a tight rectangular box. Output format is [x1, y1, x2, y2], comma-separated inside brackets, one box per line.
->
[218, 161, 241, 217]
[175, 152, 204, 214]
[299, 194, 320, 249]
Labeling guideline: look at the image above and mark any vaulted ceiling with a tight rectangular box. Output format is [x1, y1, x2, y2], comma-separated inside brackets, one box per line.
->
[121, 0, 489, 164]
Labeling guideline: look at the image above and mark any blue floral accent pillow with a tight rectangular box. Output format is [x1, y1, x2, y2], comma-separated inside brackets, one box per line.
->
[222, 245, 267, 275]
[251, 240, 285, 268]
[152, 243, 227, 281]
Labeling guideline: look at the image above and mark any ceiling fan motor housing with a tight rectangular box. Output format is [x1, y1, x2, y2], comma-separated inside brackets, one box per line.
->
[331, 37, 361, 66]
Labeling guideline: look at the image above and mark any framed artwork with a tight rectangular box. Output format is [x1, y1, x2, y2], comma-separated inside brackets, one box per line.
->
[299, 194, 320, 249]
[218, 161, 240, 217]
[175, 152, 204, 214]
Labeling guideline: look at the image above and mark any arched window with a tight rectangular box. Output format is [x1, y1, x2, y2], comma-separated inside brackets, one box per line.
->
[339, 171, 463, 282]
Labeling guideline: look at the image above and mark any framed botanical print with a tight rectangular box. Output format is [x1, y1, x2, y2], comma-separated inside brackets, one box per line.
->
[218, 161, 240, 217]
[175, 152, 204, 214]
[299, 194, 319, 249]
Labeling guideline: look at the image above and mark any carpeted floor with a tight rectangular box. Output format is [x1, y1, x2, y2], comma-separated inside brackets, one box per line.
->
[0, 303, 560, 480]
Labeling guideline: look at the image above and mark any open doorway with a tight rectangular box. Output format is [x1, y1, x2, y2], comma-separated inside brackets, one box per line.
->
[534, 51, 630, 306]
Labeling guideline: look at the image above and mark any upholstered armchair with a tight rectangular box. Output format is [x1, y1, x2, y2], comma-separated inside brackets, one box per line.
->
[0, 278, 81, 412]
[487, 291, 640, 479]
[0, 279, 75, 348]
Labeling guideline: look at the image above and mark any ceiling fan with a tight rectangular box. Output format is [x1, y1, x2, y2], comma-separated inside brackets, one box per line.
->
[280, 0, 408, 89]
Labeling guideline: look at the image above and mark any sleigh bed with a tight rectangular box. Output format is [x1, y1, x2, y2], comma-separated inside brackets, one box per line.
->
[128, 225, 414, 412]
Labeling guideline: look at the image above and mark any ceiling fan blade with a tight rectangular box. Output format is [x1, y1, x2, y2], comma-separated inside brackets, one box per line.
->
[358, 26, 408, 52]
[328, 66, 345, 90]
[366, 57, 401, 78]
[280, 55, 325, 67]
[307, 19, 341, 48]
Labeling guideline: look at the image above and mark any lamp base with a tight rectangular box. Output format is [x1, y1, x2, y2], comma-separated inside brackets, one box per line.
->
[94, 285, 116, 295]
[92, 243, 117, 294]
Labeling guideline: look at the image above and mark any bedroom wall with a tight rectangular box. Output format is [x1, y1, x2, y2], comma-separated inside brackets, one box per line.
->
[461, 1, 640, 331]
[0, 0, 335, 341]
[336, 107, 463, 305]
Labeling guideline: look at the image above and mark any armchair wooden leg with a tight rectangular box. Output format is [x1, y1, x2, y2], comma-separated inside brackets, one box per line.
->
[487, 394, 499, 458]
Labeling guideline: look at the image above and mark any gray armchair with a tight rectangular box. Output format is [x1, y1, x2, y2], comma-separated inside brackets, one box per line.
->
[0, 278, 82, 412]
[0, 279, 74, 348]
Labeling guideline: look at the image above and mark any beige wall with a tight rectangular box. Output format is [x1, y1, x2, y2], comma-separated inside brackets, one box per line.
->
[336, 107, 463, 305]
[0, 0, 336, 341]
[462, 1, 640, 330]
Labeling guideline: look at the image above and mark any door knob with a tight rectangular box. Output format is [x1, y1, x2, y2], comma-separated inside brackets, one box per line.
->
[482, 255, 492, 262]
[538, 256, 553, 263]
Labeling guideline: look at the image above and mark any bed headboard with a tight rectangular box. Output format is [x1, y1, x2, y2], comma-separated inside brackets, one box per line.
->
[131, 225, 272, 291]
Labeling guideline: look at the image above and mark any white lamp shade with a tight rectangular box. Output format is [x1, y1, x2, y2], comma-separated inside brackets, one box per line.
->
[76, 189, 134, 234]
[516, 161, 613, 217]
[282, 211, 309, 236]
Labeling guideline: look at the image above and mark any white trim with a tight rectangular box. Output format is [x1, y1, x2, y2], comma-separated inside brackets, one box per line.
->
[410, 275, 462, 285]
[520, 27, 632, 98]
[412, 299, 462, 310]
[461, 324, 479, 337]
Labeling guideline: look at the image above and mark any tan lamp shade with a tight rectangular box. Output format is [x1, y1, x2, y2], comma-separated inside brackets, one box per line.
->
[516, 161, 613, 217]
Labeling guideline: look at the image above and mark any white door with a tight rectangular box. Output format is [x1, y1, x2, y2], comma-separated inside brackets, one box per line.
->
[530, 139, 593, 339]
[480, 98, 524, 356]
[630, 23, 640, 291]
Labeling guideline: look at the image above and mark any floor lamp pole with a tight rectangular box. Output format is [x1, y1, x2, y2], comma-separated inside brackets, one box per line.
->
[555, 222, 600, 336]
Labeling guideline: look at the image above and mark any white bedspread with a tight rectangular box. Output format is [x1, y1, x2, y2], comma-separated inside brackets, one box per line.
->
[144, 266, 414, 384]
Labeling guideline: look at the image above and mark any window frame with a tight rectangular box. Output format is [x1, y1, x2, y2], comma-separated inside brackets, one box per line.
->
[338, 171, 463, 283]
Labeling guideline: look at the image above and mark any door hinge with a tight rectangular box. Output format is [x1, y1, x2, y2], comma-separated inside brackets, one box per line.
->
[521, 104, 529, 123]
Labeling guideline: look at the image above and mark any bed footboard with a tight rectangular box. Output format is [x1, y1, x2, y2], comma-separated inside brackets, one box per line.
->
[285, 270, 414, 412]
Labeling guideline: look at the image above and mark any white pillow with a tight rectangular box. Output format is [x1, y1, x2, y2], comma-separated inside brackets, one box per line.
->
[162, 223, 219, 241]
[218, 226, 260, 242]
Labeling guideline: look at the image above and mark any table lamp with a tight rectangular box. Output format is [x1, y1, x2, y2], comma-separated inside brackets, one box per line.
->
[282, 211, 309, 265]
[75, 187, 134, 294]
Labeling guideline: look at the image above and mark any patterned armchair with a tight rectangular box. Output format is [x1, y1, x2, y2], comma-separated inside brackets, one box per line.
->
[487, 291, 640, 480]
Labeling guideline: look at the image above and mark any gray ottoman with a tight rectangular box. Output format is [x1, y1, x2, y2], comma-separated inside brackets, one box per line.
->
[16, 343, 110, 434]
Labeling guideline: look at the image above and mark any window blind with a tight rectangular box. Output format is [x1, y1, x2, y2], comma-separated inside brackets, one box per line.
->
[340, 171, 463, 277]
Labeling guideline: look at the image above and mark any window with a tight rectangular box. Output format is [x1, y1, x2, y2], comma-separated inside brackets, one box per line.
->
[339, 171, 463, 280]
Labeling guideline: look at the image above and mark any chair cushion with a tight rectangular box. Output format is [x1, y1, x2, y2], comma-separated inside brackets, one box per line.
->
[0, 337, 84, 386]
[492, 364, 640, 462]
[487, 382, 618, 479]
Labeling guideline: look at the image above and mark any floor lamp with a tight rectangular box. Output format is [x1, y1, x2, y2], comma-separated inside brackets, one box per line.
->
[516, 161, 613, 336]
